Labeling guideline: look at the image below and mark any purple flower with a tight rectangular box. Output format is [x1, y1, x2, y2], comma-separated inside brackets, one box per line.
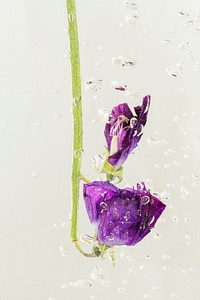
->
[104, 95, 150, 170]
[83, 181, 166, 246]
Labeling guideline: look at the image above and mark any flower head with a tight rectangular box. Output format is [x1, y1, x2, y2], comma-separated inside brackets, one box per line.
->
[83, 181, 166, 246]
[104, 95, 150, 170]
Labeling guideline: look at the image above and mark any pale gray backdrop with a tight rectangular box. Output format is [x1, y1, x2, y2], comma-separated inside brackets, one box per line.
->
[0, 0, 200, 299]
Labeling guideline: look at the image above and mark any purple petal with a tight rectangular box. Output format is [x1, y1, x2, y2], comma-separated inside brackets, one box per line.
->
[83, 181, 166, 246]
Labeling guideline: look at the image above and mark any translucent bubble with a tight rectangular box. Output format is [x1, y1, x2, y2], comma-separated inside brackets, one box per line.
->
[164, 148, 175, 155]
[172, 215, 180, 223]
[100, 280, 111, 288]
[152, 286, 160, 290]
[128, 268, 136, 275]
[98, 46, 104, 51]
[124, 1, 139, 10]
[73, 280, 93, 288]
[124, 211, 131, 221]
[162, 254, 171, 260]
[111, 208, 120, 219]
[194, 28, 200, 33]
[124, 14, 142, 26]
[162, 39, 171, 46]
[186, 240, 192, 246]
[100, 202, 108, 213]
[155, 163, 161, 169]
[173, 160, 181, 166]
[184, 217, 190, 223]
[85, 78, 102, 93]
[90, 266, 108, 281]
[183, 152, 192, 159]
[163, 266, 172, 272]
[139, 264, 147, 271]
[166, 63, 185, 78]
[120, 252, 133, 262]
[166, 183, 175, 188]
[178, 11, 189, 17]
[32, 172, 39, 179]
[164, 163, 171, 169]
[112, 56, 137, 68]
[111, 81, 127, 91]
[122, 280, 130, 286]
[192, 182, 199, 187]
[54, 113, 63, 118]
[118, 287, 127, 293]
[98, 109, 111, 123]
[35, 122, 42, 127]
[125, 90, 142, 99]
[170, 293, 177, 298]
[182, 20, 193, 27]
[182, 269, 189, 275]
[180, 186, 190, 198]
[144, 294, 152, 299]
[180, 176, 189, 180]
[147, 137, 167, 147]
[142, 196, 150, 205]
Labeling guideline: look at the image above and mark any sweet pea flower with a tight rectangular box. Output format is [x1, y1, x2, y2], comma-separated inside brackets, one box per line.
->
[104, 95, 150, 170]
[83, 181, 166, 246]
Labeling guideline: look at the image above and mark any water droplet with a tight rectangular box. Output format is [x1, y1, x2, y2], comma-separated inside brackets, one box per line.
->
[166, 182, 175, 188]
[83, 41, 88, 46]
[100, 202, 108, 213]
[118, 287, 127, 293]
[185, 234, 191, 240]
[98, 46, 104, 51]
[162, 39, 171, 46]
[112, 56, 137, 68]
[184, 217, 190, 223]
[125, 90, 142, 99]
[163, 266, 172, 272]
[61, 283, 68, 289]
[178, 41, 189, 50]
[183, 152, 192, 159]
[100, 280, 111, 288]
[166, 63, 185, 78]
[90, 266, 108, 281]
[147, 137, 167, 147]
[139, 264, 147, 271]
[189, 267, 195, 272]
[172, 215, 180, 223]
[124, 14, 142, 26]
[152, 286, 160, 290]
[85, 78, 102, 93]
[164, 163, 171, 169]
[180, 186, 190, 198]
[164, 148, 175, 155]
[59, 246, 68, 257]
[155, 163, 161, 169]
[120, 252, 133, 262]
[162, 254, 171, 260]
[98, 109, 111, 122]
[194, 28, 200, 33]
[144, 294, 152, 299]
[125, 1, 139, 10]
[54, 113, 63, 118]
[182, 20, 193, 27]
[182, 269, 189, 275]
[122, 280, 130, 286]
[128, 268, 136, 275]
[186, 240, 192, 246]
[180, 176, 189, 180]
[142, 196, 150, 205]
[52, 89, 61, 94]
[32, 172, 39, 179]
[192, 182, 199, 187]
[35, 122, 42, 127]
[170, 293, 177, 298]
[73, 280, 93, 288]
[173, 160, 181, 166]
[111, 81, 127, 91]
[111, 208, 120, 219]
[178, 11, 189, 17]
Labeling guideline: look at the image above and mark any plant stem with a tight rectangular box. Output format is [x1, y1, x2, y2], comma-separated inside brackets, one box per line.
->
[66, 0, 82, 243]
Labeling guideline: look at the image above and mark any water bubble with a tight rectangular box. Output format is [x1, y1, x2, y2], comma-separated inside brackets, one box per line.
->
[194, 28, 200, 33]
[73, 280, 93, 288]
[120, 252, 133, 262]
[182, 269, 189, 275]
[54, 113, 63, 118]
[192, 182, 199, 187]
[90, 266, 108, 281]
[128, 268, 136, 275]
[124, 211, 131, 221]
[166, 63, 185, 78]
[183, 152, 192, 159]
[98, 109, 111, 123]
[124, 14, 142, 26]
[61, 283, 68, 289]
[122, 280, 130, 286]
[189, 267, 195, 272]
[172, 215, 180, 223]
[118, 287, 127, 293]
[111, 81, 127, 91]
[112, 208, 120, 219]
[68, 13, 74, 22]
[173, 160, 181, 166]
[186, 240, 192, 246]
[144, 294, 152, 299]
[164, 148, 175, 155]
[52, 89, 61, 94]
[155, 163, 161, 169]
[162, 39, 171, 46]
[162, 254, 171, 260]
[125, 90, 142, 99]
[100, 202, 108, 213]
[112, 56, 137, 68]
[124, 1, 139, 10]
[178, 11, 189, 17]
[139, 264, 147, 271]
[74, 149, 82, 158]
[170, 293, 177, 298]
[142, 196, 150, 205]
[147, 137, 167, 147]
[163, 266, 172, 272]
[98, 46, 104, 51]
[180, 186, 190, 198]
[182, 20, 193, 27]
[100, 280, 111, 288]
[35, 122, 42, 127]
[83, 41, 88, 46]
[59, 246, 68, 257]
[184, 217, 190, 223]
[166, 182, 175, 188]
[180, 176, 189, 180]
[85, 78, 102, 93]
[185, 234, 191, 240]
[164, 163, 171, 169]
[32, 172, 39, 179]
[152, 286, 160, 290]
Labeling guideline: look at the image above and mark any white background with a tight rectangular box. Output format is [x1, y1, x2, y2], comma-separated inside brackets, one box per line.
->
[0, 0, 200, 299]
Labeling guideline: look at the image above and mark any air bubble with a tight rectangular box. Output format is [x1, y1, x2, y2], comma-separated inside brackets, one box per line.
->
[118, 287, 127, 293]
[162, 39, 171, 46]
[162, 254, 171, 260]
[166, 63, 185, 78]
[183, 152, 192, 159]
[98, 109, 111, 123]
[142, 196, 150, 205]
[54, 113, 63, 118]
[194, 28, 200, 33]
[120, 252, 133, 262]
[100, 281, 111, 288]
[73, 280, 93, 288]
[124, 14, 142, 26]
[32, 172, 39, 179]
[147, 137, 167, 147]
[90, 266, 108, 281]
[178, 11, 189, 17]
[35, 122, 42, 127]
[124, 211, 131, 221]
[170, 293, 177, 298]
[182, 20, 193, 27]
[125, 91, 142, 99]
[178, 41, 189, 50]
[112, 56, 137, 68]
[111, 81, 127, 91]
[163, 266, 172, 272]
[164, 148, 175, 155]
[100, 202, 108, 213]
[125, 1, 139, 10]
[85, 78, 102, 93]
[172, 215, 180, 223]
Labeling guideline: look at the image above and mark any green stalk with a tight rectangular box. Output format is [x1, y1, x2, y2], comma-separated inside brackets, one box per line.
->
[66, 0, 93, 257]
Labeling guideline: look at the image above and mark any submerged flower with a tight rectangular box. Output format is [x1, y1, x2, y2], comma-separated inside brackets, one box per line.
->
[104, 95, 150, 170]
[83, 181, 166, 246]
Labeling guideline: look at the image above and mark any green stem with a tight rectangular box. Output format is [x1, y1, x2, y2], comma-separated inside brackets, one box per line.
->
[66, 0, 95, 259]
[66, 0, 82, 243]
